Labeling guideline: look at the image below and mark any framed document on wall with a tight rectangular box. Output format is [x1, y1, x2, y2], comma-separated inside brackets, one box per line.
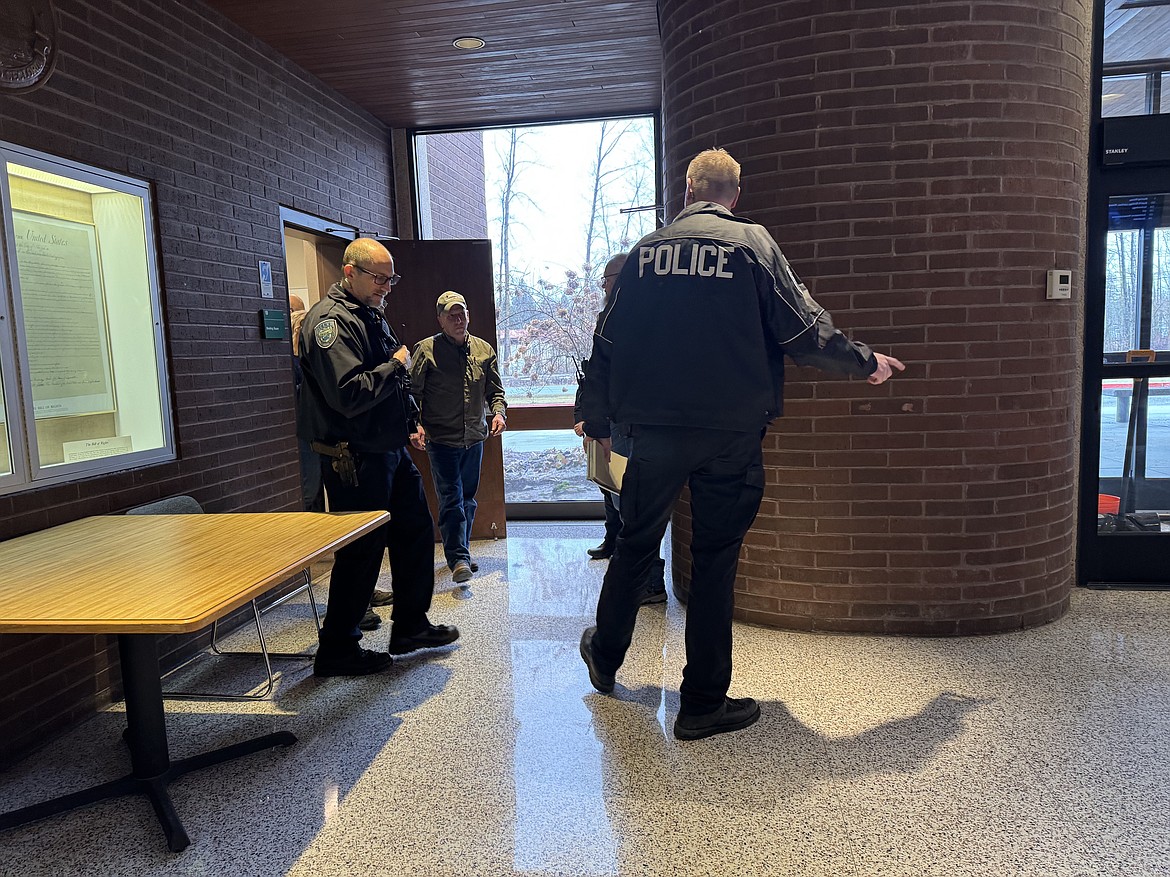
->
[11, 212, 115, 418]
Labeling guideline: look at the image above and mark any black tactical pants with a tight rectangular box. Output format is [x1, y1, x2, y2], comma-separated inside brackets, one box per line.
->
[318, 447, 435, 651]
[591, 425, 765, 715]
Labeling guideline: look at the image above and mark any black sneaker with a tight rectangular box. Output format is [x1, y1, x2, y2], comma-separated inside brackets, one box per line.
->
[324, 608, 381, 631]
[388, 623, 460, 654]
[370, 588, 394, 607]
[469, 561, 479, 573]
[673, 697, 760, 740]
[579, 626, 615, 694]
[586, 541, 615, 560]
[640, 587, 668, 605]
[313, 646, 393, 677]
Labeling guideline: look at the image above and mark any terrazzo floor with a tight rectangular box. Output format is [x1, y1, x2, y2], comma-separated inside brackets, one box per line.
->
[1, 521, 1169, 876]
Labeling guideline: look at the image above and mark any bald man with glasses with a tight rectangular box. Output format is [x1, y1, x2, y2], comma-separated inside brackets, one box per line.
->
[298, 238, 460, 677]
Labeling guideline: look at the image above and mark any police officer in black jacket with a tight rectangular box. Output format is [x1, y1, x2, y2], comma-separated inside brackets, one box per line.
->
[578, 148, 904, 739]
[298, 238, 459, 677]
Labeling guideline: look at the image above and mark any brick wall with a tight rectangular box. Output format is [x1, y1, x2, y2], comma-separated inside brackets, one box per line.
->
[661, 0, 1090, 633]
[418, 130, 490, 239]
[0, 0, 394, 765]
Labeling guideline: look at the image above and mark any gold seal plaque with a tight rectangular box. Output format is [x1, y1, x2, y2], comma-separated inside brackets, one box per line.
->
[0, 0, 59, 94]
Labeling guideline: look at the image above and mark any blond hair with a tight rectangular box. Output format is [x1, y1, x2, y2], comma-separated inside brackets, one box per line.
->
[686, 148, 740, 202]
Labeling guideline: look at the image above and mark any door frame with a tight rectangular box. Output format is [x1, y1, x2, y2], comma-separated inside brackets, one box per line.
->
[1077, 4, 1170, 587]
[1079, 150, 1170, 586]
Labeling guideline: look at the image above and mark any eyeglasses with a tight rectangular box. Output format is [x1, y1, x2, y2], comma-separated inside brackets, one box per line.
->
[350, 264, 401, 286]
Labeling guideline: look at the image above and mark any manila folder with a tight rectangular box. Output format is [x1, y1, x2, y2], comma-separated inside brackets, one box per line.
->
[587, 441, 627, 495]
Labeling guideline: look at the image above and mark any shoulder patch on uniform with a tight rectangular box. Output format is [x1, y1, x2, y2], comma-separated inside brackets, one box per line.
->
[314, 319, 338, 348]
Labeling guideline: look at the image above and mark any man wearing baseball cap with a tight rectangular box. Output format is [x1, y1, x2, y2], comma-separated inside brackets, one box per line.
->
[409, 291, 507, 583]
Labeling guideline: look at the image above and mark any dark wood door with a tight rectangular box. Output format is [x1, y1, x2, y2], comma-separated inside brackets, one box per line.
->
[383, 239, 506, 541]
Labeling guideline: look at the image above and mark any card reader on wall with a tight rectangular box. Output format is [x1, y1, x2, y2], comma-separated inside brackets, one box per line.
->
[1046, 270, 1072, 301]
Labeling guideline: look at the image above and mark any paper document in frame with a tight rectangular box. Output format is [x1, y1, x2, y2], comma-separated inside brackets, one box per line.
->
[587, 441, 627, 495]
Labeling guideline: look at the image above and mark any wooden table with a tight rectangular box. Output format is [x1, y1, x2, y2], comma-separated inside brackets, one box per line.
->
[0, 511, 389, 852]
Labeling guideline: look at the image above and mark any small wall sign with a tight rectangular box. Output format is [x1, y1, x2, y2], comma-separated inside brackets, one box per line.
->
[63, 436, 134, 463]
[258, 260, 274, 298]
[260, 308, 287, 340]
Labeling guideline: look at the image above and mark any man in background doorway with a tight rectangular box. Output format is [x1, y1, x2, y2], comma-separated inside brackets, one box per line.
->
[409, 291, 507, 584]
[290, 293, 308, 347]
[575, 255, 624, 561]
[574, 253, 667, 603]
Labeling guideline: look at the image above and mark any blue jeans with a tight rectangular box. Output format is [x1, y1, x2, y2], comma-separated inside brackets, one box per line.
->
[426, 440, 483, 569]
[601, 489, 621, 544]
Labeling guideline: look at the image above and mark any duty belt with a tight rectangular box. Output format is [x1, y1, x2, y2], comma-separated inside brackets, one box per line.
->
[311, 440, 359, 487]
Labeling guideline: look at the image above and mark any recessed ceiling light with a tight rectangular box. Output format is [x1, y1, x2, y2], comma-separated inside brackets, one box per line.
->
[453, 37, 486, 50]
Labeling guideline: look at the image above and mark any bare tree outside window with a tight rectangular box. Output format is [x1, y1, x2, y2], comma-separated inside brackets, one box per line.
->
[1105, 227, 1170, 354]
[414, 116, 658, 503]
[495, 119, 657, 403]
[1154, 229, 1170, 350]
[1104, 229, 1140, 355]
[488, 128, 538, 368]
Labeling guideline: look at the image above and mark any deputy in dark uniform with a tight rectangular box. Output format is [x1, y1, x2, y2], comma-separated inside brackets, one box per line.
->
[578, 148, 904, 739]
[298, 238, 459, 677]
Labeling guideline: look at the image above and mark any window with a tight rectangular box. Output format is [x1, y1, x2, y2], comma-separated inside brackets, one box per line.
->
[1101, 74, 1154, 118]
[1105, 195, 1170, 356]
[0, 142, 173, 492]
[414, 117, 659, 506]
[1101, 5, 1170, 117]
[1097, 194, 1170, 535]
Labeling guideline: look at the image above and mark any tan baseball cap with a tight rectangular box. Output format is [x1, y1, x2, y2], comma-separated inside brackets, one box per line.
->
[436, 290, 467, 314]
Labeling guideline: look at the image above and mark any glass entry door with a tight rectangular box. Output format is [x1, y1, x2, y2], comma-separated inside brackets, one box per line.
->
[1082, 190, 1170, 584]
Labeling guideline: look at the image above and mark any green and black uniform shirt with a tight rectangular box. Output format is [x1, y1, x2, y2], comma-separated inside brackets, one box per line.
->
[296, 282, 417, 453]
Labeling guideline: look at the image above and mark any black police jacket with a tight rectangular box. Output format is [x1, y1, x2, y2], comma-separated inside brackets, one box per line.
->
[580, 201, 877, 437]
[296, 283, 417, 453]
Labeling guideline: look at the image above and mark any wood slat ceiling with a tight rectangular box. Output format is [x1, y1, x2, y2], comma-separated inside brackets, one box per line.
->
[202, 0, 662, 130]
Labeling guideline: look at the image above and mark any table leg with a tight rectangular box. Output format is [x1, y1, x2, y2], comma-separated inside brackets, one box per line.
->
[120, 633, 171, 776]
[0, 633, 296, 853]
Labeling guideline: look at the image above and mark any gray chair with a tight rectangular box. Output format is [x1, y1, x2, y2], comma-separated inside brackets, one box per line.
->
[126, 495, 321, 700]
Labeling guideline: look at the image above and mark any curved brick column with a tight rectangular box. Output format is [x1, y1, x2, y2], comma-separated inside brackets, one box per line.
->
[660, 0, 1090, 633]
